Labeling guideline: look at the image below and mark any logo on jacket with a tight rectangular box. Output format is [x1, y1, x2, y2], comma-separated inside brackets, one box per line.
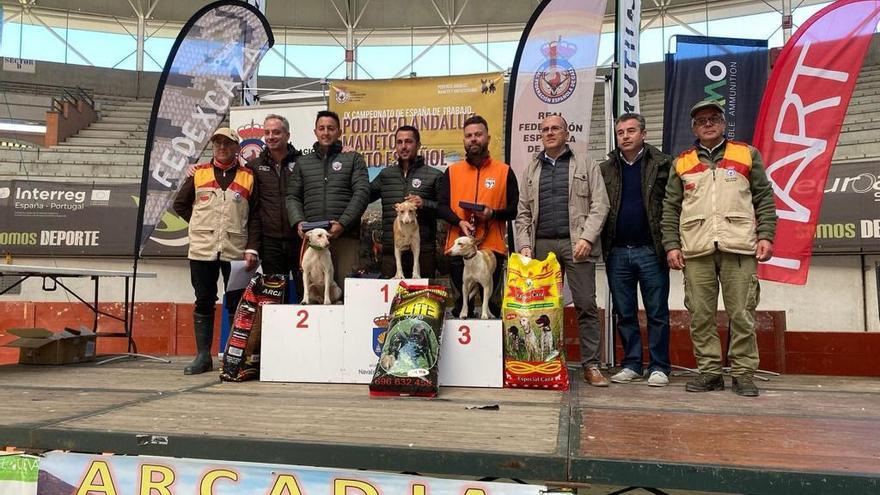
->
[332, 161, 343, 172]
[233, 192, 243, 202]
[411, 178, 422, 189]
[533, 37, 577, 104]
[485, 178, 496, 190]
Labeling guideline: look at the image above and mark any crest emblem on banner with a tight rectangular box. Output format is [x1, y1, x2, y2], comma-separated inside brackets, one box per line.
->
[533, 38, 578, 104]
[372, 314, 390, 357]
[237, 122, 265, 163]
[335, 87, 349, 104]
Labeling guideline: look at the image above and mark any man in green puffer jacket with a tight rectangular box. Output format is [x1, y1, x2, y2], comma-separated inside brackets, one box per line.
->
[286, 110, 370, 291]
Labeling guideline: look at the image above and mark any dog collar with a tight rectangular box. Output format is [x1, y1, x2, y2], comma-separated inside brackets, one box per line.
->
[308, 243, 325, 250]
[462, 251, 477, 260]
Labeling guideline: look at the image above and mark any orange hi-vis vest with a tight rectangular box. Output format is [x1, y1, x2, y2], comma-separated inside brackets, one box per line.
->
[187, 163, 255, 261]
[444, 157, 510, 255]
[674, 140, 757, 258]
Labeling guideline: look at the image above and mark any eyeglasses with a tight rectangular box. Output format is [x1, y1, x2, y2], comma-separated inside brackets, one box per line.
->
[540, 125, 565, 134]
[693, 116, 724, 127]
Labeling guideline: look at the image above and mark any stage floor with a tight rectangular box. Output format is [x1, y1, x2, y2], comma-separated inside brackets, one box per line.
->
[0, 357, 877, 494]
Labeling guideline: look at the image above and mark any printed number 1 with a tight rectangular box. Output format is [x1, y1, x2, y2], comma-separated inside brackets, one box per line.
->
[458, 325, 471, 345]
[380, 284, 389, 303]
[296, 309, 309, 329]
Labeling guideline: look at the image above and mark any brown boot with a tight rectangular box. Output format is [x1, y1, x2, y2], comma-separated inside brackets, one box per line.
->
[583, 366, 610, 387]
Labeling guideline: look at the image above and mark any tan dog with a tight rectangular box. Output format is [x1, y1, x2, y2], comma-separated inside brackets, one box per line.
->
[301, 228, 342, 305]
[392, 200, 420, 279]
[520, 316, 540, 361]
[448, 236, 497, 319]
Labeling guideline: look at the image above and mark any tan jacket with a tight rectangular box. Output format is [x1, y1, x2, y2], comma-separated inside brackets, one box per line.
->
[514, 148, 610, 261]
[187, 164, 255, 261]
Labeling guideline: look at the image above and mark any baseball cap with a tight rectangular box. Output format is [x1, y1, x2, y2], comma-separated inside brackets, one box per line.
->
[210, 127, 240, 144]
[690, 100, 724, 117]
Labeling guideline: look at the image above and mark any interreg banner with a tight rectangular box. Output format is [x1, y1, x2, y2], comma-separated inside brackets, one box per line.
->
[506, 0, 607, 180]
[0, 454, 37, 495]
[662, 36, 768, 156]
[329, 73, 504, 169]
[36, 452, 545, 495]
[755, 0, 880, 284]
[136, 0, 273, 256]
[615, 0, 641, 115]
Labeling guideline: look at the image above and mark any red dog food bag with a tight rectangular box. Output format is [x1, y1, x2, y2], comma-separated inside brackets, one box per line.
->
[220, 274, 286, 382]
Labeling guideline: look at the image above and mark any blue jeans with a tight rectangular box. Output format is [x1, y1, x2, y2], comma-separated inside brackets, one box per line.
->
[606, 246, 671, 374]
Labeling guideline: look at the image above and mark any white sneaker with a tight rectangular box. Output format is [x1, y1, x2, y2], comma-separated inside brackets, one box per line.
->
[610, 368, 642, 383]
[648, 370, 669, 387]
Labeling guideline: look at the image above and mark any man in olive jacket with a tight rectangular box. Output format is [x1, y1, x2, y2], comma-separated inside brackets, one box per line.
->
[369, 125, 443, 278]
[286, 110, 370, 291]
[514, 115, 610, 387]
[662, 99, 777, 397]
[600, 113, 672, 387]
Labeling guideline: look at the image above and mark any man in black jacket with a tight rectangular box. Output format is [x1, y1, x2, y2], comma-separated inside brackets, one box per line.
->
[248, 114, 302, 278]
[599, 113, 673, 387]
[286, 110, 370, 291]
[369, 125, 443, 278]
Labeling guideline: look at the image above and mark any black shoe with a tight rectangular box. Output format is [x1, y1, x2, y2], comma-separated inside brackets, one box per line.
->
[685, 373, 724, 392]
[732, 376, 760, 397]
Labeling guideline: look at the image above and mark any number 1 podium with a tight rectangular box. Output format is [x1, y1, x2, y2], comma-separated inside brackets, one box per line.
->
[261, 278, 503, 388]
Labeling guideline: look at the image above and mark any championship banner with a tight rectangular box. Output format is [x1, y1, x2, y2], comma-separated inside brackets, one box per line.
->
[755, 0, 880, 284]
[662, 36, 768, 156]
[136, 0, 273, 256]
[0, 180, 188, 257]
[329, 73, 504, 170]
[615, 0, 640, 115]
[36, 452, 546, 495]
[505, 0, 607, 179]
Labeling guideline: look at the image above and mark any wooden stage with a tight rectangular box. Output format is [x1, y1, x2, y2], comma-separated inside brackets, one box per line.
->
[0, 357, 877, 494]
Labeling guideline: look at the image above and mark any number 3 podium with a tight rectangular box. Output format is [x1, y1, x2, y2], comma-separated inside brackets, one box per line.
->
[260, 278, 504, 387]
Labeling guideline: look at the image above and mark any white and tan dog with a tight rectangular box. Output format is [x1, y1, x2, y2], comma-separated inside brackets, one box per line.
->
[520, 316, 540, 361]
[392, 200, 420, 279]
[301, 228, 342, 305]
[448, 236, 497, 319]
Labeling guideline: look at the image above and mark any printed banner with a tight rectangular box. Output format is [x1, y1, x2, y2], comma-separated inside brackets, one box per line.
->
[137, 1, 273, 256]
[755, 0, 880, 284]
[0, 180, 188, 257]
[36, 452, 545, 495]
[616, 0, 641, 115]
[229, 101, 326, 161]
[329, 73, 504, 169]
[662, 36, 768, 156]
[506, 0, 607, 179]
[0, 454, 37, 495]
[814, 161, 880, 252]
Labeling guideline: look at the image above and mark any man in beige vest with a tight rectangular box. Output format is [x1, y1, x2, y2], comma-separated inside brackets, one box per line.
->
[173, 128, 260, 375]
[661, 100, 777, 396]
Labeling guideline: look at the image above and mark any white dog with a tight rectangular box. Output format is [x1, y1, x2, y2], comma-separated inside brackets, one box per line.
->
[301, 228, 342, 305]
[520, 316, 540, 361]
[392, 200, 420, 279]
[448, 236, 497, 319]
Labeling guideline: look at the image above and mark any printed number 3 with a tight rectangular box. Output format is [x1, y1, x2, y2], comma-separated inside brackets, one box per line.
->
[296, 309, 309, 329]
[458, 325, 471, 345]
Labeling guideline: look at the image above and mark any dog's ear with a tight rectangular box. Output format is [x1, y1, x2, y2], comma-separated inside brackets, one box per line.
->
[394, 203, 401, 211]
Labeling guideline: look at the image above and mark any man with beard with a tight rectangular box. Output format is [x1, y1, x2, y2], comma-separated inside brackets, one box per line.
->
[173, 128, 259, 374]
[286, 110, 370, 291]
[370, 125, 443, 278]
[438, 115, 519, 318]
[248, 114, 302, 280]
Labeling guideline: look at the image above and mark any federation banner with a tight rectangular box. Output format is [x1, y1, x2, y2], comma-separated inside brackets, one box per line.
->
[329, 73, 504, 169]
[662, 36, 768, 156]
[505, 0, 607, 180]
[36, 452, 545, 495]
[136, 0, 273, 256]
[615, 0, 641, 115]
[755, 0, 880, 284]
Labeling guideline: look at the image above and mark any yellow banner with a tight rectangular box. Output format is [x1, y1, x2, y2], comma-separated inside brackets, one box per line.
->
[329, 73, 504, 168]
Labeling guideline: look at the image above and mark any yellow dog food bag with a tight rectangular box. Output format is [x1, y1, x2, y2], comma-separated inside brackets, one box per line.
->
[502, 252, 568, 390]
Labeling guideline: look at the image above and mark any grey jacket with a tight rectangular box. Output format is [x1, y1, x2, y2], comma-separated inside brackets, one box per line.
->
[514, 147, 610, 261]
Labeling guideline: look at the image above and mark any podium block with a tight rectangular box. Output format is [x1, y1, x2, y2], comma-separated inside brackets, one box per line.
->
[261, 304, 345, 383]
[341, 278, 427, 383]
[439, 319, 503, 388]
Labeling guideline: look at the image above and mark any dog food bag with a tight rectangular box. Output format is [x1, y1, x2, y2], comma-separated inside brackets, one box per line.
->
[220, 274, 286, 382]
[369, 281, 449, 397]
[502, 252, 568, 390]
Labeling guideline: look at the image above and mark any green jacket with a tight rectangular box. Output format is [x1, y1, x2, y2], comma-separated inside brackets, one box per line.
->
[599, 143, 671, 262]
[285, 140, 370, 236]
[661, 140, 777, 257]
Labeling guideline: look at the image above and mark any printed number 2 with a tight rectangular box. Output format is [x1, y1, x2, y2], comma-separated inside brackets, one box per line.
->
[458, 325, 471, 345]
[380, 284, 389, 303]
[296, 309, 309, 329]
